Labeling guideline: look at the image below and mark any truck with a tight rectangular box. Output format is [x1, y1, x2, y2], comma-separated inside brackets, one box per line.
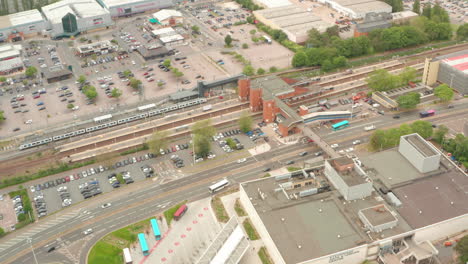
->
[202, 104, 212, 112]
[364, 125, 376, 131]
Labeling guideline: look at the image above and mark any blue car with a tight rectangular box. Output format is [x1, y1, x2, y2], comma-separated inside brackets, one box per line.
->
[36, 102, 44, 106]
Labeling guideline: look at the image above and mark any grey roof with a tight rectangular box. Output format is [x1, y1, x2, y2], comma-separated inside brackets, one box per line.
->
[251, 75, 295, 98]
[137, 45, 171, 59]
[169, 90, 198, 101]
[44, 67, 72, 79]
[404, 134, 438, 157]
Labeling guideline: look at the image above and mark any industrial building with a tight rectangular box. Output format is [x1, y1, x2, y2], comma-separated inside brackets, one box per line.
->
[317, 0, 392, 19]
[42, 0, 113, 39]
[0, 44, 23, 75]
[354, 12, 391, 37]
[253, 0, 292, 9]
[253, 5, 332, 43]
[152, 9, 183, 26]
[97, 0, 173, 17]
[240, 134, 468, 264]
[0, 10, 47, 42]
[422, 50, 468, 95]
[151, 27, 184, 46]
[76, 40, 117, 57]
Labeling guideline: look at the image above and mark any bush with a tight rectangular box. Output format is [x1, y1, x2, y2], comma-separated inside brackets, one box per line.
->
[234, 199, 246, 216]
[258, 247, 273, 264]
[243, 218, 259, 240]
[212, 195, 229, 223]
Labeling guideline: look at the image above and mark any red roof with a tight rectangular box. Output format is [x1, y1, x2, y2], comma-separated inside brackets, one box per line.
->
[280, 77, 298, 85]
[453, 61, 468, 72]
[446, 54, 468, 61]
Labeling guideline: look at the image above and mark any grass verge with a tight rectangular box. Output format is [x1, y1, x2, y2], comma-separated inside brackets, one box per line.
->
[211, 195, 229, 223]
[258, 246, 273, 264]
[287, 167, 301, 172]
[88, 241, 123, 264]
[234, 198, 246, 217]
[243, 218, 259, 240]
[164, 200, 187, 226]
[9, 187, 34, 229]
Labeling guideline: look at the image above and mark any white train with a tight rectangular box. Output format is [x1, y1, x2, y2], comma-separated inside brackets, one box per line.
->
[19, 98, 207, 150]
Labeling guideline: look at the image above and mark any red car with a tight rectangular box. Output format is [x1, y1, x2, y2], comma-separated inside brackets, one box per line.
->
[33, 94, 40, 99]
[172, 146, 176, 152]
[65, 176, 70, 182]
[148, 78, 154, 82]
[143, 72, 149, 76]
[17, 97, 24, 101]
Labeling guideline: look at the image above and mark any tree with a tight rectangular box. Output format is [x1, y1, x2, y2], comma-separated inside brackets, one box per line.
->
[192, 119, 216, 157]
[162, 59, 171, 68]
[434, 84, 454, 102]
[243, 65, 255, 76]
[193, 134, 211, 157]
[17, 213, 26, 222]
[77, 75, 86, 84]
[67, 103, 74, 109]
[0, 77, 6, 82]
[433, 125, 448, 144]
[397, 92, 420, 109]
[292, 51, 307, 67]
[224, 35, 233, 47]
[238, 111, 253, 133]
[326, 26, 340, 37]
[455, 235, 468, 264]
[84, 87, 97, 100]
[129, 78, 142, 90]
[410, 121, 433, 139]
[111, 88, 122, 98]
[257, 68, 265, 75]
[269, 66, 278, 73]
[148, 130, 169, 154]
[457, 23, 468, 40]
[0, 110, 4, 122]
[246, 16, 254, 24]
[25, 66, 37, 78]
[0, 227, 5, 237]
[191, 119, 216, 138]
[398, 67, 417, 85]
[431, 2, 450, 23]
[242, 43, 249, 49]
[249, 29, 256, 35]
[123, 70, 132, 78]
[422, 5, 432, 19]
[366, 69, 399, 91]
[412, 0, 421, 14]
[191, 25, 200, 33]
[251, 36, 259, 43]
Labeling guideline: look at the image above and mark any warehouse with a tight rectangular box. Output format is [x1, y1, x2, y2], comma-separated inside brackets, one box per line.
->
[253, 0, 292, 8]
[422, 50, 468, 95]
[151, 27, 184, 46]
[152, 9, 183, 26]
[42, 0, 113, 39]
[0, 44, 23, 75]
[317, 0, 392, 19]
[98, 0, 173, 17]
[254, 5, 332, 43]
[0, 10, 47, 42]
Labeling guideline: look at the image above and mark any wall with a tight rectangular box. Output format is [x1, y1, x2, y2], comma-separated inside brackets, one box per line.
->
[77, 13, 113, 33]
[422, 58, 439, 86]
[347, 182, 373, 201]
[413, 214, 468, 243]
[438, 61, 468, 95]
[298, 244, 369, 264]
[106, 0, 173, 17]
[250, 88, 262, 112]
[238, 79, 250, 101]
[324, 161, 350, 199]
[239, 185, 286, 264]
[398, 136, 440, 173]
[263, 99, 276, 122]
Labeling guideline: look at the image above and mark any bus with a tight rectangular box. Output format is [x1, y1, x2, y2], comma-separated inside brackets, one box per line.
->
[174, 204, 188, 221]
[123, 248, 133, 264]
[331, 120, 350, 131]
[209, 179, 229, 193]
[420, 109, 435, 118]
[150, 218, 161, 240]
[138, 233, 149, 256]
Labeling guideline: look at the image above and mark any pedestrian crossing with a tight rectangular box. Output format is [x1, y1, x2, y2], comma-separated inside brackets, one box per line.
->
[0, 209, 81, 252]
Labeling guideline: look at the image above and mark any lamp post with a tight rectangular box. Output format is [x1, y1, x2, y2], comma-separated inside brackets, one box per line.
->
[27, 237, 39, 264]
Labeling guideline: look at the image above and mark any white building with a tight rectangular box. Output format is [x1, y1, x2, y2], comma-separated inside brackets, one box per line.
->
[0, 10, 47, 42]
[151, 27, 184, 46]
[97, 0, 173, 17]
[253, 0, 292, 9]
[0, 44, 23, 75]
[317, 0, 392, 19]
[42, 0, 113, 38]
[152, 9, 183, 26]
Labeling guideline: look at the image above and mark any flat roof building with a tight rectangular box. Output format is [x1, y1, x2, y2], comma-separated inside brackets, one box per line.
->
[97, 0, 173, 17]
[0, 44, 23, 75]
[317, 0, 392, 19]
[254, 5, 332, 43]
[42, 0, 113, 38]
[152, 9, 183, 26]
[253, 0, 292, 8]
[0, 10, 47, 42]
[151, 27, 184, 46]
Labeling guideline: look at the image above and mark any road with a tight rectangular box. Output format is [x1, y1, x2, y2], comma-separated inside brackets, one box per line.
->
[0, 142, 316, 264]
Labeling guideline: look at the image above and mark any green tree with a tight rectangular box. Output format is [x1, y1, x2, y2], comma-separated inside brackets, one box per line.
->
[397, 92, 421, 109]
[251, 36, 259, 43]
[434, 84, 454, 102]
[326, 25, 340, 37]
[249, 29, 256, 35]
[191, 119, 216, 138]
[292, 51, 307, 67]
[224, 35, 233, 47]
[148, 130, 169, 154]
[422, 5, 432, 19]
[67, 103, 74, 109]
[433, 125, 448, 144]
[243, 65, 255, 76]
[398, 67, 417, 85]
[456, 23, 468, 40]
[17, 213, 26, 222]
[399, 123, 413, 136]
[242, 43, 249, 49]
[246, 16, 254, 24]
[366, 69, 399, 91]
[269, 66, 278, 73]
[410, 120, 433, 139]
[77, 75, 86, 84]
[129, 78, 142, 90]
[162, 59, 171, 68]
[431, 2, 450, 23]
[257, 68, 265, 75]
[25, 66, 37, 78]
[84, 86, 97, 100]
[111, 88, 122, 98]
[238, 111, 253, 133]
[0, 227, 5, 237]
[192, 119, 216, 157]
[0, 77, 6, 82]
[191, 25, 200, 33]
[412, 0, 420, 14]
[455, 235, 468, 264]
[306, 28, 326, 48]
[193, 134, 211, 157]
[0, 110, 4, 122]
[172, 68, 184, 78]
[369, 130, 387, 151]
[123, 70, 132, 78]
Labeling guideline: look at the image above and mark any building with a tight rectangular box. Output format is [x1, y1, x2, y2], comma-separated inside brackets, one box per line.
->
[76, 40, 117, 57]
[0, 10, 47, 42]
[391, 10, 419, 24]
[43, 65, 73, 83]
[97, 0, 173, 17]
[152, 9, 183, 26]
[254, 5, 332, 43]
[137, 45, 173, 60]
[422, 50, 468, 95]
[354, 12, 391, 37]
[253, 0, 292, 8]
[398, 133, 441, 173]
[42, 0, 113, 39]
[0, 44, 23, 75]
[239, 135, 468, 264]
[151, 27, 184, 46]
[317, 0, 392, 19]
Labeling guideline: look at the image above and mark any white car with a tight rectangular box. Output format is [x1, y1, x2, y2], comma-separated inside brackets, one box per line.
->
[345, 148, 354, 153]
[101, 203, 112, 209]
[83, 228, 93, 235]
[330, 144, 339, 149]
[29, 186, 35, 193]
[131, 60, 136, 65]
[24, 120, 33, 124]
[353, 140, 361, 145]
[237, 158, 247, 163]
